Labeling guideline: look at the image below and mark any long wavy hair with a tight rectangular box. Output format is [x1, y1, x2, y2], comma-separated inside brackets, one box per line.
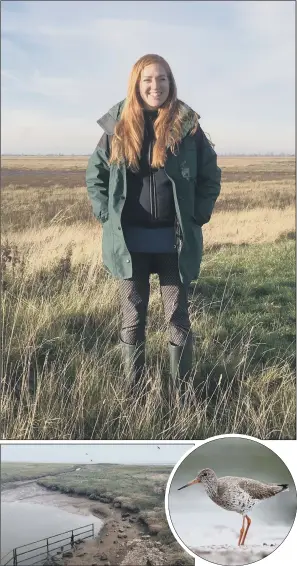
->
[109, 54, 200, 172]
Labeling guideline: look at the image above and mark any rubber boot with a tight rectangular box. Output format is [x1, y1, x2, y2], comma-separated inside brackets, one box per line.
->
[120, 339, 146, 393]
[168, 334, 193, 401]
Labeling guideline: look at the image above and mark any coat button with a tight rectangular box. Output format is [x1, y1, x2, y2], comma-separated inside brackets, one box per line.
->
[118, 226, 122, 230]
[126, 259, 130, 263]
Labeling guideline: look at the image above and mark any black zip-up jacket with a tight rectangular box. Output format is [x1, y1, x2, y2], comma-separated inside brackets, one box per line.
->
[97, 109, 203, 228]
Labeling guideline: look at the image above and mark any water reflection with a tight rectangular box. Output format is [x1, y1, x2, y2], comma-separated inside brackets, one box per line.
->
[1, 499, 103, 561]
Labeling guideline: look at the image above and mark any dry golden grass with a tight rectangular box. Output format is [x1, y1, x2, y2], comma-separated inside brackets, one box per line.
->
[204, 207, 295, 246]
[1, 156, 88, 170]
[218, 156, 294, 169]
[3, 205, 294, 277]
[1, 155, 295, 171]
[1, 155, 295, 246]
[0, 155, 295, 440]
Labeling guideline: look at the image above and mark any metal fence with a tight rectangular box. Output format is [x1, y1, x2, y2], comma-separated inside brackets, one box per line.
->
[1, 523, 95, 566]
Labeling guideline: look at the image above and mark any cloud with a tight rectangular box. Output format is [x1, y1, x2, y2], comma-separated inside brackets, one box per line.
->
[1, 1, 294, 153]
[233, 0, 294, 40]
[1, 108, 96, 154]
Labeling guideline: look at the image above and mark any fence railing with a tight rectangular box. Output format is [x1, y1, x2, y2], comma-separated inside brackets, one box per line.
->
[1, 523, 94, 566]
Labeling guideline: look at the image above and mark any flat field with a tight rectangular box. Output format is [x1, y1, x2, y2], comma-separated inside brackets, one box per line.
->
[1, 462, 78, 484]
[1, 156, 295, 439]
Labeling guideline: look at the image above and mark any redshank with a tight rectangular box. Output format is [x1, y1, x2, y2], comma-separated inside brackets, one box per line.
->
[178, 468, 289, 546]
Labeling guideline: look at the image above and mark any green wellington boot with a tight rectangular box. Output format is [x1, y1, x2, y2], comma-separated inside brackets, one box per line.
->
[120, 339, 146, 392]
[168, 335, 193, 399]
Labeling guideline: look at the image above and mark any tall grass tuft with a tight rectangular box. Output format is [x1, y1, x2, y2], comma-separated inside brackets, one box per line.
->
[1, 236, 295, 440]
[1, 156, 295, 439]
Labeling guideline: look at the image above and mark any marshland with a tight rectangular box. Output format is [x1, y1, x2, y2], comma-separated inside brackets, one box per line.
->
[1, 461, 193, 566]
[1, 155, 295, 440]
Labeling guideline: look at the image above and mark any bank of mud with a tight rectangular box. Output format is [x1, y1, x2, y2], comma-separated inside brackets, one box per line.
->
[2, 481, 193, 566]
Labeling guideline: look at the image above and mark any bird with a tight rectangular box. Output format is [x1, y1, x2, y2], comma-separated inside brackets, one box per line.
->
[178, 468, 289, 546]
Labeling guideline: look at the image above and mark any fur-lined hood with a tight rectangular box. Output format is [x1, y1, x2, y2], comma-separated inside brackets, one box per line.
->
[97, 99, 200, 138]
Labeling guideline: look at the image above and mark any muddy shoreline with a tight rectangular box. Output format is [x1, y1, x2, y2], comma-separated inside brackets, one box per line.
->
[1, 481, 177, 566]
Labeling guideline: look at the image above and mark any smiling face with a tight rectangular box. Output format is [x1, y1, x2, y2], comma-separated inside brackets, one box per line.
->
[139, 63, 170, 110]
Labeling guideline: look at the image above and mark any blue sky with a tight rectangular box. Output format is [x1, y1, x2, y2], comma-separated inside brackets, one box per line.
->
[1, 0, 295, 155]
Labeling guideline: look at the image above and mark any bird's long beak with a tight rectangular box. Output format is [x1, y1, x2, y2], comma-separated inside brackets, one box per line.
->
[178, 478, 201, 490]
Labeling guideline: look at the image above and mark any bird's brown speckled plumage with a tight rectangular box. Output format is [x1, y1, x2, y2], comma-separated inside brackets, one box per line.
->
[178, 467, 289, 546]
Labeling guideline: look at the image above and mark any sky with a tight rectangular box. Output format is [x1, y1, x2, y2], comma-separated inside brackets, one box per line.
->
[1, 443, 194, 465]
[1, 0, 295, 155]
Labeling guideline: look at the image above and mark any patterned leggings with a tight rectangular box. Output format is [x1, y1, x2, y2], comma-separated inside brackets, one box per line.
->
[119, 252, 192, 347]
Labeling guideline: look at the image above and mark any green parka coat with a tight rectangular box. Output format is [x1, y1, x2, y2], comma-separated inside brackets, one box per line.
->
[86, 99, 221, 286]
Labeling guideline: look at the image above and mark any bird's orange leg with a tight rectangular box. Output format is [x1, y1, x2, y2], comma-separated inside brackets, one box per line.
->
[238, 515, 246, 546]
[241, 515, 251, 545]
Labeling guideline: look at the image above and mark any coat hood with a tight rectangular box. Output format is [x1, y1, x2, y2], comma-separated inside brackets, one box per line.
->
[97, 99, 199, 138]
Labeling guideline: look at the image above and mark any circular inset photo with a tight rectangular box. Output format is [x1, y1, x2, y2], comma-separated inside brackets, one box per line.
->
[166, 437, 297, 565]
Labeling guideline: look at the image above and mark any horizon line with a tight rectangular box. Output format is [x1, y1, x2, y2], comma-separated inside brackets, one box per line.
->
[2, 153, 295, 157]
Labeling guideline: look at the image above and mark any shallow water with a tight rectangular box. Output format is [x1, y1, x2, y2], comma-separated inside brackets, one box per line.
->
[1, 485, 103, 564]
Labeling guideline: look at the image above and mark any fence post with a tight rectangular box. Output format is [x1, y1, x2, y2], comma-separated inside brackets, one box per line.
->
[6, 523, 91, 566]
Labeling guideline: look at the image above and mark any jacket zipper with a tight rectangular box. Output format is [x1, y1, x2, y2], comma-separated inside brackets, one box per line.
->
[164, 167, 183, 253]
[149, 141, 152, 217]
[153, 171, 157, 219]
[149, 141, 157, 221]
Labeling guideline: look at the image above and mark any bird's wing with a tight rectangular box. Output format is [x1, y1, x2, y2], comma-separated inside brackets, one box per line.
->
[218, 476, 281, 501]
[237, 478, 284, 500]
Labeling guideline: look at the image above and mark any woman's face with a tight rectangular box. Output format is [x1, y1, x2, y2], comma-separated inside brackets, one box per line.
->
[139, 63, 170, 110]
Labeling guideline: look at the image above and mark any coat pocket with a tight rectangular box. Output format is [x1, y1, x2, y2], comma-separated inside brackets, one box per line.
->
[101, 220, 114, 274]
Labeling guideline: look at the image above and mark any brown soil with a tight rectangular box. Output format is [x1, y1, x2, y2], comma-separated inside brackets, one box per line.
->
[1, 166, 295, 190]
[2, 482, 175, 566]
[62, 501, 149, 566]
[57, 500, 174, 566]
[221, 170, 295, 182]
[1, 169, 86, 189]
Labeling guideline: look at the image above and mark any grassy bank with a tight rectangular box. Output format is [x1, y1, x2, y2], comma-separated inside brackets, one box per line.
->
[1, 463, 78, 484]
[1, 157, 295, 440]
[37, 464, 170, 516]
[36, 463, 192, 565]
[1, 239, 295, 440]
[1, 462, 194, 565]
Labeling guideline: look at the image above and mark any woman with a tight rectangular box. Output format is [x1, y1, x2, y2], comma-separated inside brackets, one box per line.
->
[86, 53, 221, 397]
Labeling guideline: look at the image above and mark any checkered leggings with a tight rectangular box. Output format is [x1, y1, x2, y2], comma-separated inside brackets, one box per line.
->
[119, 252, 192, 346]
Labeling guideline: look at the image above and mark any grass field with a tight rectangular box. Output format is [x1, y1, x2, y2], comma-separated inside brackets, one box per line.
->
[36, 463, 171, 513]
[36, 463, 185, 553]
[1, 156, 295, 439]
[1, 462, 78, 484]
